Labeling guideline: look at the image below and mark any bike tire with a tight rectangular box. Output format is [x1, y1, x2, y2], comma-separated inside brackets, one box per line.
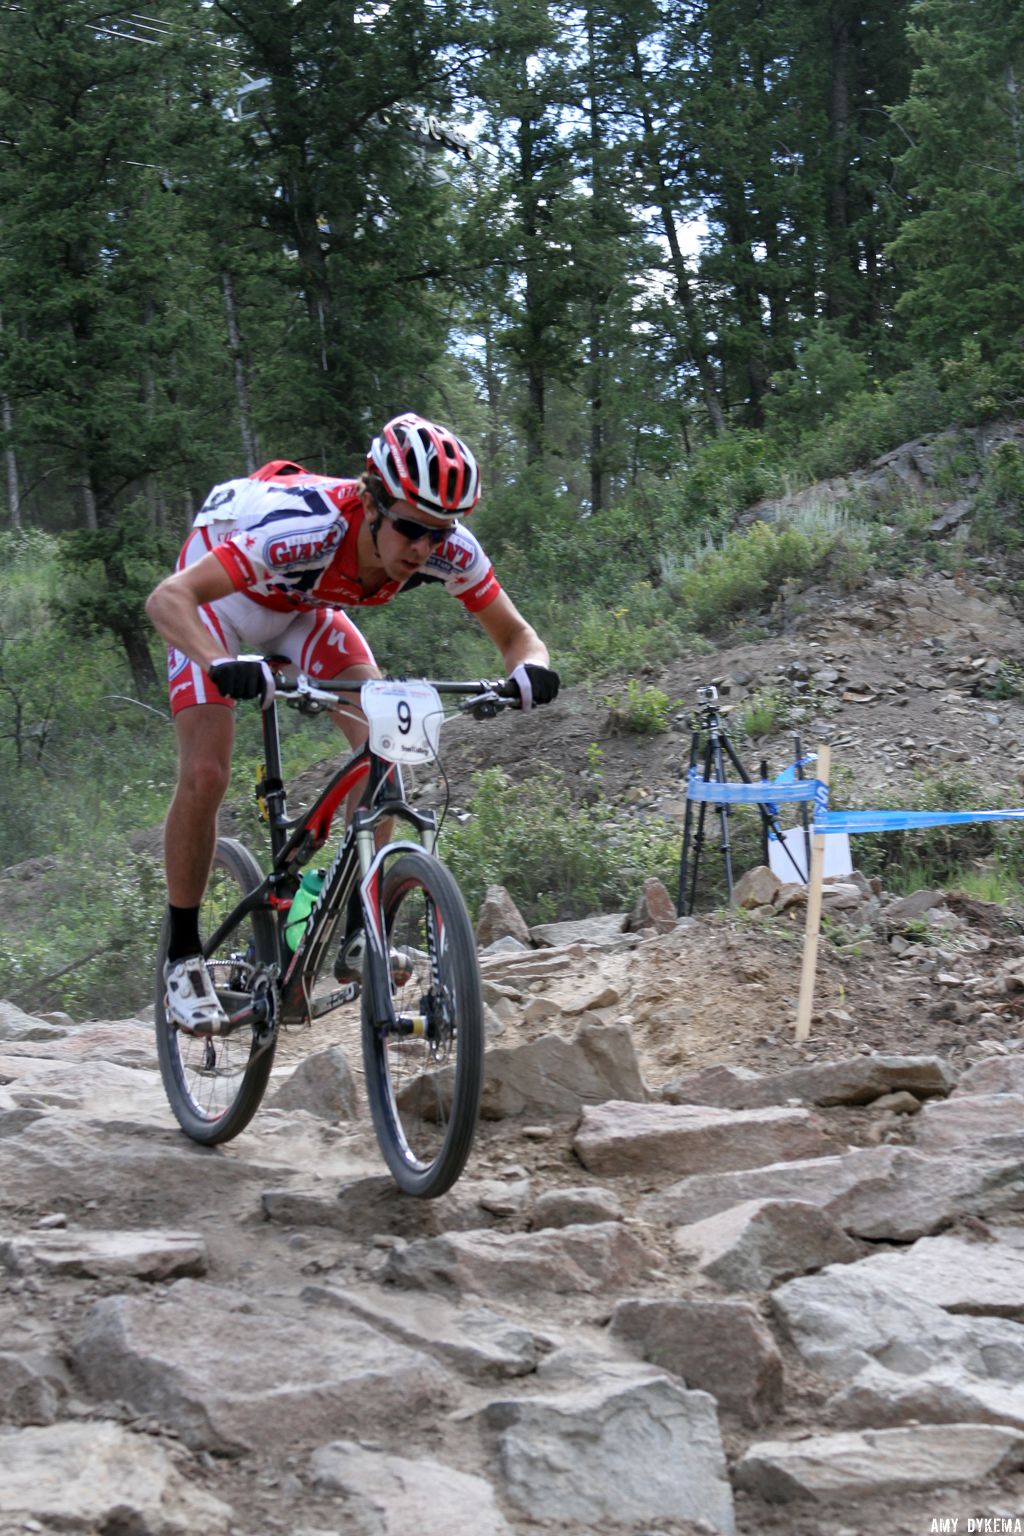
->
[155, 836, 278, 1145]
[361, 849, 484, 1197]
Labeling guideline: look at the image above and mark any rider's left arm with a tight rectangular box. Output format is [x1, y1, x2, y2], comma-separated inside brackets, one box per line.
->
[473, 591, 550, 673]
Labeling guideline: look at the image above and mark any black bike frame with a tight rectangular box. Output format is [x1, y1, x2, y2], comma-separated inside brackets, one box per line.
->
[202, 689, 437, 1030]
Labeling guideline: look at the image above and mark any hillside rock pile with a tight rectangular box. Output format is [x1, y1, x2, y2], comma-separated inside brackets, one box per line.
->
[1, 897, 1024, 1536]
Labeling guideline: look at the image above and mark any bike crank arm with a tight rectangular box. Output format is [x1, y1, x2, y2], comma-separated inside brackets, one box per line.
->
[212, 992, 276, 1038]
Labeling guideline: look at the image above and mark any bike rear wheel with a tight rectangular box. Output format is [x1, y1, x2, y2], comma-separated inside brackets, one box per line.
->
[155, 837, 278, 1145]
[361, 849, 484, 1197]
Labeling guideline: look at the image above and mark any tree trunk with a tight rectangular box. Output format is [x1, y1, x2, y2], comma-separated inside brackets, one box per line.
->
[587, 7, 606, 512]
[1008, 64, 1024, 211]
[721, 184, 771, 424]
[825, 1, 852, 321]
[118, 614, 161, 699]
[0, 311, 21, 532]
[630, 43, 727, 437]
[516, 96, 546, 466]
[81, 475, 98, 531]
[222, 269, 258, 473]
[589, 306, 605, 512]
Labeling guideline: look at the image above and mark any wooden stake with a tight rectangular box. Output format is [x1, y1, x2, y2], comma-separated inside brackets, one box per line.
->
[795, 744, 831, 1043]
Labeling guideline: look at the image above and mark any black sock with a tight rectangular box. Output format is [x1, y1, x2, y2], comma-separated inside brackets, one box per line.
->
[167, 904, 202, 963]
[345, 888, 362, 940]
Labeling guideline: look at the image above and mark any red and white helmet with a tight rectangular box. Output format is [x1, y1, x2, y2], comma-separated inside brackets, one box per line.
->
[368, 413, 481, 519]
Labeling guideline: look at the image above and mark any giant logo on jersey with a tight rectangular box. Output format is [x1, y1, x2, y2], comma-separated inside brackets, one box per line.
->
[263, 522, 342, 567]
[427, 537, 475, 575]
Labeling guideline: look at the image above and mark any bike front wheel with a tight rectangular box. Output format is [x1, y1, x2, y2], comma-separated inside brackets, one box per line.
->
[155, 837, 278, 1145]
[361, 849, 484, 1197]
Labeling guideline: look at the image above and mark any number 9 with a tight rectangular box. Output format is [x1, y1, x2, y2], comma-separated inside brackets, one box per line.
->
[397, 700, 412, 735]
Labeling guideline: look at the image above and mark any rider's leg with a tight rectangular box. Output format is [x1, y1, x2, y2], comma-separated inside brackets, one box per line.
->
[165, 702, 235, 911]
[161, 704, 237, 1032]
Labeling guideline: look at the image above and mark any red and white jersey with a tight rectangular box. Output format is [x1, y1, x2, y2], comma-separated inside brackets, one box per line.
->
[186, 462, 501, 615]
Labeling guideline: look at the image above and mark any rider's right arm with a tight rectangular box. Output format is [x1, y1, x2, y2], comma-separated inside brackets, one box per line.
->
[145, 553, 238, 672]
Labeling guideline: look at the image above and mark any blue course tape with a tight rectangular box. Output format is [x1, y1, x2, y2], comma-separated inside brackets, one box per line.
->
[686, 771, 818, 805]
[686, 771, 1024, 836]
[815, 807, 1024, 834]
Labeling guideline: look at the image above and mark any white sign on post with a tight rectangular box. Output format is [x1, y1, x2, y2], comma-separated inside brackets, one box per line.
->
[768, 825, 853, 884]
[361, 680, 443, 765]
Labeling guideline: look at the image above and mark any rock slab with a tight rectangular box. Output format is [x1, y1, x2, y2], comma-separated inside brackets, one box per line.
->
[846, 1230, 1024, 1319]
[663, 1054, 954, 1109]
[773, 1265, 1024, 1430]
[0, 1228, 207, 1281]
[385, 1221, 657, 1297]
[736, 1424, 1024, 1502]
[574, 1101, 833, 1177]
[312, 1440, 512, 1535]
[638, 1142, 1024, 1241]
[268, 1044, 359, 1119]
[73, 1279, 453, 1453]
[674, 1198, 859, 1290]
[482, 1364, 735, 1533]
[0, 1420, 233, 1534]
[480, 1022, 647, 1118]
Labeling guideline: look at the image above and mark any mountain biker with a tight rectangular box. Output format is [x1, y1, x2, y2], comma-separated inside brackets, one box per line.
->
[145, 413, 560, 1035]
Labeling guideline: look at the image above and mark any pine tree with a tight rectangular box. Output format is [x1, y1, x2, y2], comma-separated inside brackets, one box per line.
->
[888, 0, 1024, 393]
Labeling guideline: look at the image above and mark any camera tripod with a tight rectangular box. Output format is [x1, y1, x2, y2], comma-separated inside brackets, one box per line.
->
[675, 685, 812, 916]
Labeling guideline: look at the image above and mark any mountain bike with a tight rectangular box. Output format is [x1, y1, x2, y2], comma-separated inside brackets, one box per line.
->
[154, 666, 518, 1198]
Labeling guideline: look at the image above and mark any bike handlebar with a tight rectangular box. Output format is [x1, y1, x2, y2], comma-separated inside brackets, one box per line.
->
[266, 664, 521, 715]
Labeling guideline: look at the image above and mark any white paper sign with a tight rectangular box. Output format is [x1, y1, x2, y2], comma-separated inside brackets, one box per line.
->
[768, 826, 853, 884]
[361, 680, 443, 764]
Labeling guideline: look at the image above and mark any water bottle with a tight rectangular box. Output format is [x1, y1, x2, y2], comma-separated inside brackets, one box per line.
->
[284, 868, 325, 951]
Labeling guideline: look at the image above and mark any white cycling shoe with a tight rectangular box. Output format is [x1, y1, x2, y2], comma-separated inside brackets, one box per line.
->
[163, 955, 229, 1036]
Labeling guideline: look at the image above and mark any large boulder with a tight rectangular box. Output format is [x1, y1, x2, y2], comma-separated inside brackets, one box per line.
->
[73, 1279, 454, 1454]
[673, 1198, 859, 1290]
[267, 1044, 359, 1120]
[474, 885, 532, 947]
[0, 1421, 233, 1534]
[480, 1359, 735, 1532]
[609, 1297, 784, 1426]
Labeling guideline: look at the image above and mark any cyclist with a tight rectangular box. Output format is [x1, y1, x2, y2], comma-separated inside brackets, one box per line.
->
[146, 413, 560, 1034]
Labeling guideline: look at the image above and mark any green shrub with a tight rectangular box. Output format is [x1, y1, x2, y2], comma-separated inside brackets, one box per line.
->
[440, 767, 679, 924]
[604, 680, 679, 734]
[0, 847, 165, 1018]
[672, 522, 823, 632]
[736, 687, 790, 739]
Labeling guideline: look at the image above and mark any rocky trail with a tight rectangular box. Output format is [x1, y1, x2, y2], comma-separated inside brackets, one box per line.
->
[4, 551, 1024, 1533]
[3, 871, 1024, 1533]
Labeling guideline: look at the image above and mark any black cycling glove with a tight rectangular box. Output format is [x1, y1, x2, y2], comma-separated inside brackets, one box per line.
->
[510, 663, 560, 711]
[208, 656, 276, 707]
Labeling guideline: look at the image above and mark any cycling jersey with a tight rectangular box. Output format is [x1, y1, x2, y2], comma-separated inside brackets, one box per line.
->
[192, 466, 502, 615]
[167, 462, 502, 716]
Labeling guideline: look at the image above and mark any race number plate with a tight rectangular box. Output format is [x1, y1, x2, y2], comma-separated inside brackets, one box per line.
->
[361, 680, 443, 764]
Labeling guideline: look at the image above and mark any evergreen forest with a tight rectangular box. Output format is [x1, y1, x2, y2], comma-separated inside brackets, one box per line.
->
[2, 0, 1024, 1015]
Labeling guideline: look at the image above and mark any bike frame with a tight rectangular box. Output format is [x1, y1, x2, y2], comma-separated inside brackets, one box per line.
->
[202, 686, 439, 1033]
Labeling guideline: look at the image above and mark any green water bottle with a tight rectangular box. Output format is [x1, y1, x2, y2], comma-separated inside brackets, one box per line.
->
[284, 868, 325, 951]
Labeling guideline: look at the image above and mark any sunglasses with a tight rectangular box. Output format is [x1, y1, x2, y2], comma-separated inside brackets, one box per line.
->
[381, 507, 452, 547]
